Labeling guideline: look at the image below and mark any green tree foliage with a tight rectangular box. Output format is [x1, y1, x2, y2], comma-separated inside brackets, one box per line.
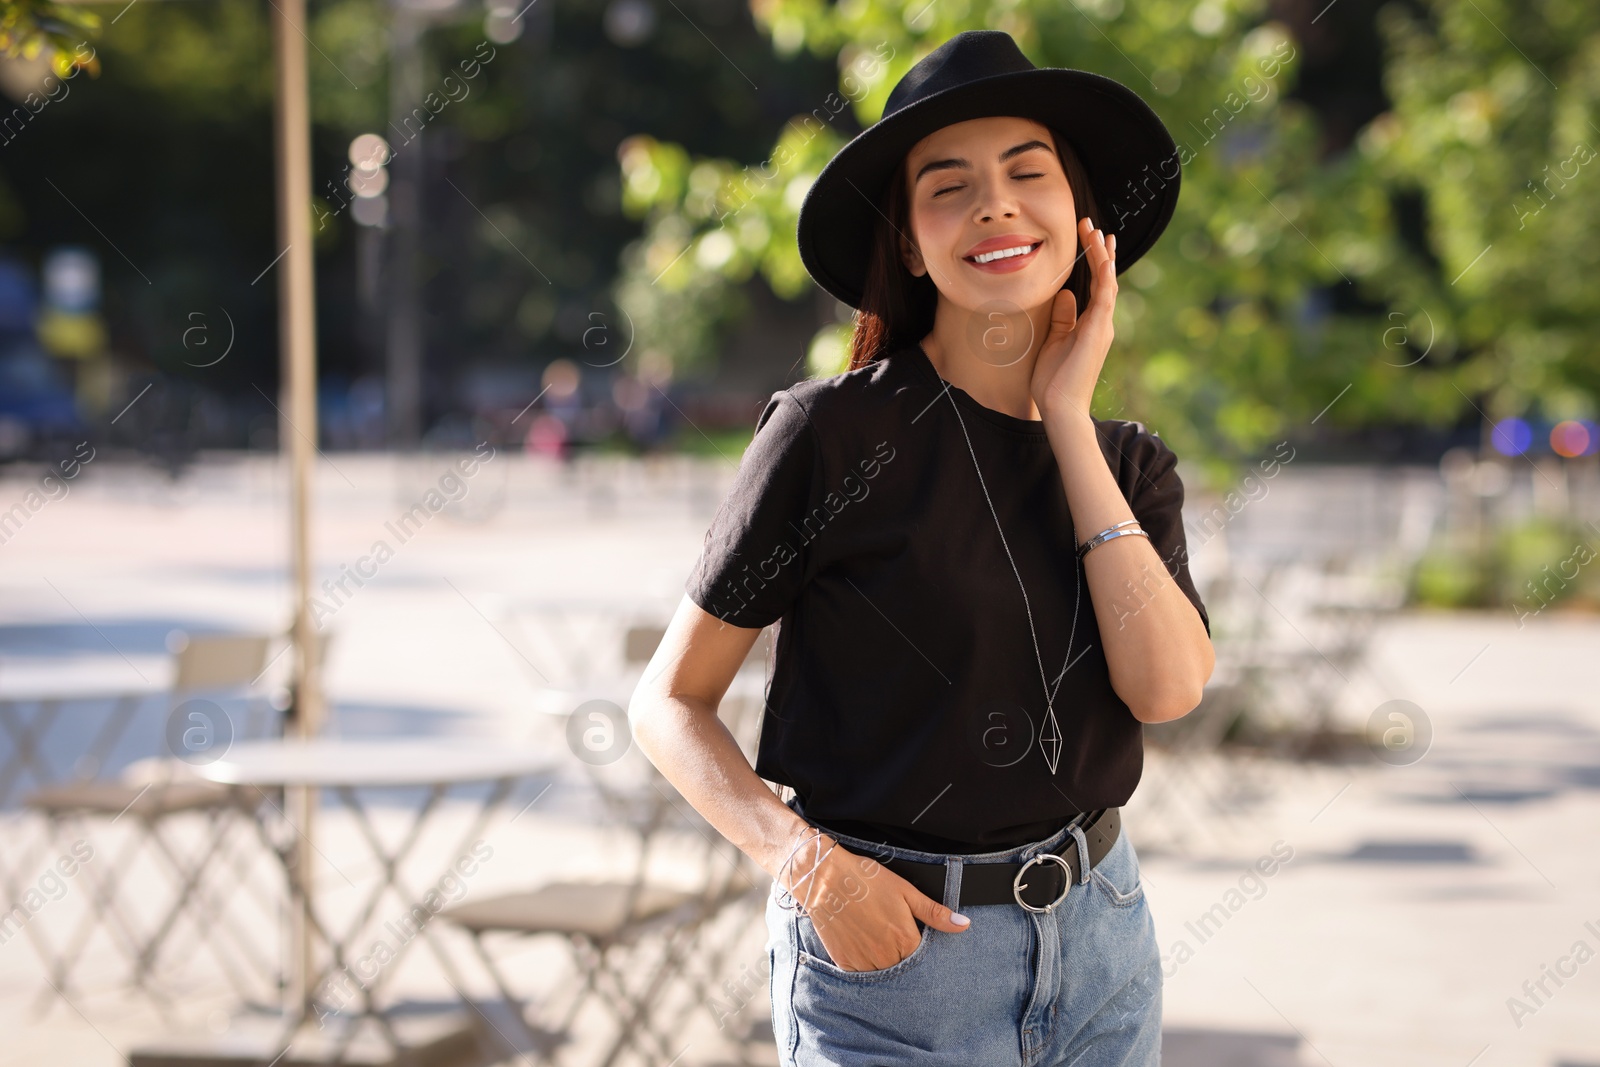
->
[1353, 0, 1600, 428]
[612, 0, 1377, 471]
[615, 114, 847, 380]
[0, 0, 99, 77]
[611, 0, 1600, 472]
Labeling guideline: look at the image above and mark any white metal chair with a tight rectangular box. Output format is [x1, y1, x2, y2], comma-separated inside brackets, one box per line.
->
[444, 624, 771, 1066]
[1137, 546, 1409, 854]
[21, 630, 291, 1012]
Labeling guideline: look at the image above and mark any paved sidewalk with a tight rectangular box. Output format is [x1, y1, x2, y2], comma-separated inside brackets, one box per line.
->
[0, 455, 1595, 1066]
[1134, 610, 1600, 1067]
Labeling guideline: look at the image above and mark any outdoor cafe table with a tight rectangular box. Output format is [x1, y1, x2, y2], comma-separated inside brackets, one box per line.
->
[142, 737, 561, 1060]
[1, 678, 166, 933]
[0, 677, 165, 808]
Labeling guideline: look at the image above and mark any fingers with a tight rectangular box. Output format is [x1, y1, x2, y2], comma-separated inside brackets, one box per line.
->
[1077, 217, 1117, 276]
[1080, 220, 1118, 312]
[904, 886, 971, 932]
[1048, 287, 1078, 334]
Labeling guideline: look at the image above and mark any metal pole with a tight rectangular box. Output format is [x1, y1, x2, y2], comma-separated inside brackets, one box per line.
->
[385, 8, 423, 449]
[271, 0, 322, 1024]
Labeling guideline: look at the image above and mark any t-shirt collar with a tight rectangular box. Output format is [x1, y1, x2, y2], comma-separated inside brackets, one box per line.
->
[901, 340, 1051, 438]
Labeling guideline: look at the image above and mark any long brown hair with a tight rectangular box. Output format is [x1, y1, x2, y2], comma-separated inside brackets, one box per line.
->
[846, 124, 1104, 371]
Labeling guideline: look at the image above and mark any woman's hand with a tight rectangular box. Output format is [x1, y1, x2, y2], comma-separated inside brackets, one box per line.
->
[786, 834, 970, 972]
[1030, 216, 1118, 421]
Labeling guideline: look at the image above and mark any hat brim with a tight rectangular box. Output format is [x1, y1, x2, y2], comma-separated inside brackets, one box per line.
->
[797, 67, 1182, 310]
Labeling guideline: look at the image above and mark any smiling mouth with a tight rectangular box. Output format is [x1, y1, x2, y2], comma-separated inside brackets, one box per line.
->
[964, 241, 1042, 265]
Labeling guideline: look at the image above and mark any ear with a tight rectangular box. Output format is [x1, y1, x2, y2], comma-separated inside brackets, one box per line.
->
[898, 232, 926, 278]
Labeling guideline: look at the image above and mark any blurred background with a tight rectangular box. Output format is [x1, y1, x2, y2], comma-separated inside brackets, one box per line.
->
[0, 0, 1597, 1064]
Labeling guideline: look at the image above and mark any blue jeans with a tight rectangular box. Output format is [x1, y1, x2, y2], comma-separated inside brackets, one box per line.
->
[765, 796, 1162, 1066]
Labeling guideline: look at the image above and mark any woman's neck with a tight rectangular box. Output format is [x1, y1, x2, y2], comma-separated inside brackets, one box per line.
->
[918, 298, 1054, 422]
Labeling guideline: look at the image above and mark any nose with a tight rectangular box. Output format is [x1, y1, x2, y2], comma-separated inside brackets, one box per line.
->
[974, 172, 1023, 224]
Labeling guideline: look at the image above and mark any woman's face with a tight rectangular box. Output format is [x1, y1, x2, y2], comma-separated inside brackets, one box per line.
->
[899, 115, 1079, 316]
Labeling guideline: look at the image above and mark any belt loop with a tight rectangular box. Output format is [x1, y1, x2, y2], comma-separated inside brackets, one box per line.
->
[1067, 823, 1091, 885]
[943, 856, 963, 911]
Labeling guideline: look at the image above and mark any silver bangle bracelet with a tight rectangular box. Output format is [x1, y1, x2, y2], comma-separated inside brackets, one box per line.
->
[1086, 519, 1140, 538]
[1077, 523, 1149, 558]
[1074, 519, 1138, 554]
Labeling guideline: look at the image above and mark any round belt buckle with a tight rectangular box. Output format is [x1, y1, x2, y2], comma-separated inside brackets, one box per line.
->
[1012, 852, 1072, 913]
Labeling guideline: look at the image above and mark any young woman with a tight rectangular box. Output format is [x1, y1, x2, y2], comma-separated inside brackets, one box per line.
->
[629, 30, 1214, 1067]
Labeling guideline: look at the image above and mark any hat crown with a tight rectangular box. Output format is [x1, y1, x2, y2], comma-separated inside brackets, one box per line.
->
[883, 30, 1037, 120]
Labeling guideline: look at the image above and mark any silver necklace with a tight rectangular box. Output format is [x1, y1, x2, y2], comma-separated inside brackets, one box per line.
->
[930, 371, 1082, 776]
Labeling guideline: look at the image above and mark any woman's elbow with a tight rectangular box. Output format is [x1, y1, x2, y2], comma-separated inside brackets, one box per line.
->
[1128, 682, 1206, 724]
[1140, 632, 1215, 720]
[626, 676, 708, 743]
[1121, 658, 1211, 723]
[626, 683, 659, 737]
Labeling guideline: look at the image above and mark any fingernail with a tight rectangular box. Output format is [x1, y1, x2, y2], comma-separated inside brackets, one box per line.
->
[952, 912, 970, 925]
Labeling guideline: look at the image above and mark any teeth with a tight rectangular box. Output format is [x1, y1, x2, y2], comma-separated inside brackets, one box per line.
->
[971, 243, 1037, 264]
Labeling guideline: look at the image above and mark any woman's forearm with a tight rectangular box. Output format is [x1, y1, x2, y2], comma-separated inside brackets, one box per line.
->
[1041, 407, 1214, 721]
[628, 691, 816, 882]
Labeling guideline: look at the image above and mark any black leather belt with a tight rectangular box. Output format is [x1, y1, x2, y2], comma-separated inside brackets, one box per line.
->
[838, 808, 1121, 914]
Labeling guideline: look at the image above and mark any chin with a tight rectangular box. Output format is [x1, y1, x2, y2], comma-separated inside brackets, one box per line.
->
[976, 280, 1059, 310]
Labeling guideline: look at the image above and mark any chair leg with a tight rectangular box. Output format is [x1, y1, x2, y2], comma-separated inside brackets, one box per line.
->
[591, 938, 680, 1067]
[0, 699, 59, 806]
[135, 805, 267, 1001]
[150, 807, 280, 998]
[544, 934, 642, 1067]
[661, 889, 767, 1053]
[643, 895, 766, 1063]
[32, 811, 176, 1019]
[586, 913, 715, 1067]
[499, 931, 668, 1067]
[460, 931, 567, 1067]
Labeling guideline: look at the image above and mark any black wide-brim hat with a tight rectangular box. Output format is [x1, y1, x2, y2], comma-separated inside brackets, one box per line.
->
[798, 30, 1182, 310]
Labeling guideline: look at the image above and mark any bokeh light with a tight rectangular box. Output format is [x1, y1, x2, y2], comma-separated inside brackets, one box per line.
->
[1490, 417, 1532, 456]
[1550, 420, 1591, 458]
[604, 0, 657, 46]
[348, 133, 391, 171]
[542, 357, 582, 401]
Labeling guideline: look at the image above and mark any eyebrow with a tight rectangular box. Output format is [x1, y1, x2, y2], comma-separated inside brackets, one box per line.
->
[912, 140, 1054, 185]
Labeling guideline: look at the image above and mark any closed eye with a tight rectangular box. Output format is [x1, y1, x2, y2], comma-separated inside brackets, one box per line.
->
[931, 173, 1049, 198]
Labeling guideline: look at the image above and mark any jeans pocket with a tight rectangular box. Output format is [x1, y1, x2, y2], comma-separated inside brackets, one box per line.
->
[1089, 829, 1146, 907]
[794, 909, 935, 983]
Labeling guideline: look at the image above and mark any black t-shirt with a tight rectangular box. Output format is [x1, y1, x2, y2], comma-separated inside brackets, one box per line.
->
[685, 341, 1209, 855]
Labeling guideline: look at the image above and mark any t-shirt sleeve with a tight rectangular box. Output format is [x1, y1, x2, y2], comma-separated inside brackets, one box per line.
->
[1111, 425, 1210, 636]
[685, 391, 824, 629]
